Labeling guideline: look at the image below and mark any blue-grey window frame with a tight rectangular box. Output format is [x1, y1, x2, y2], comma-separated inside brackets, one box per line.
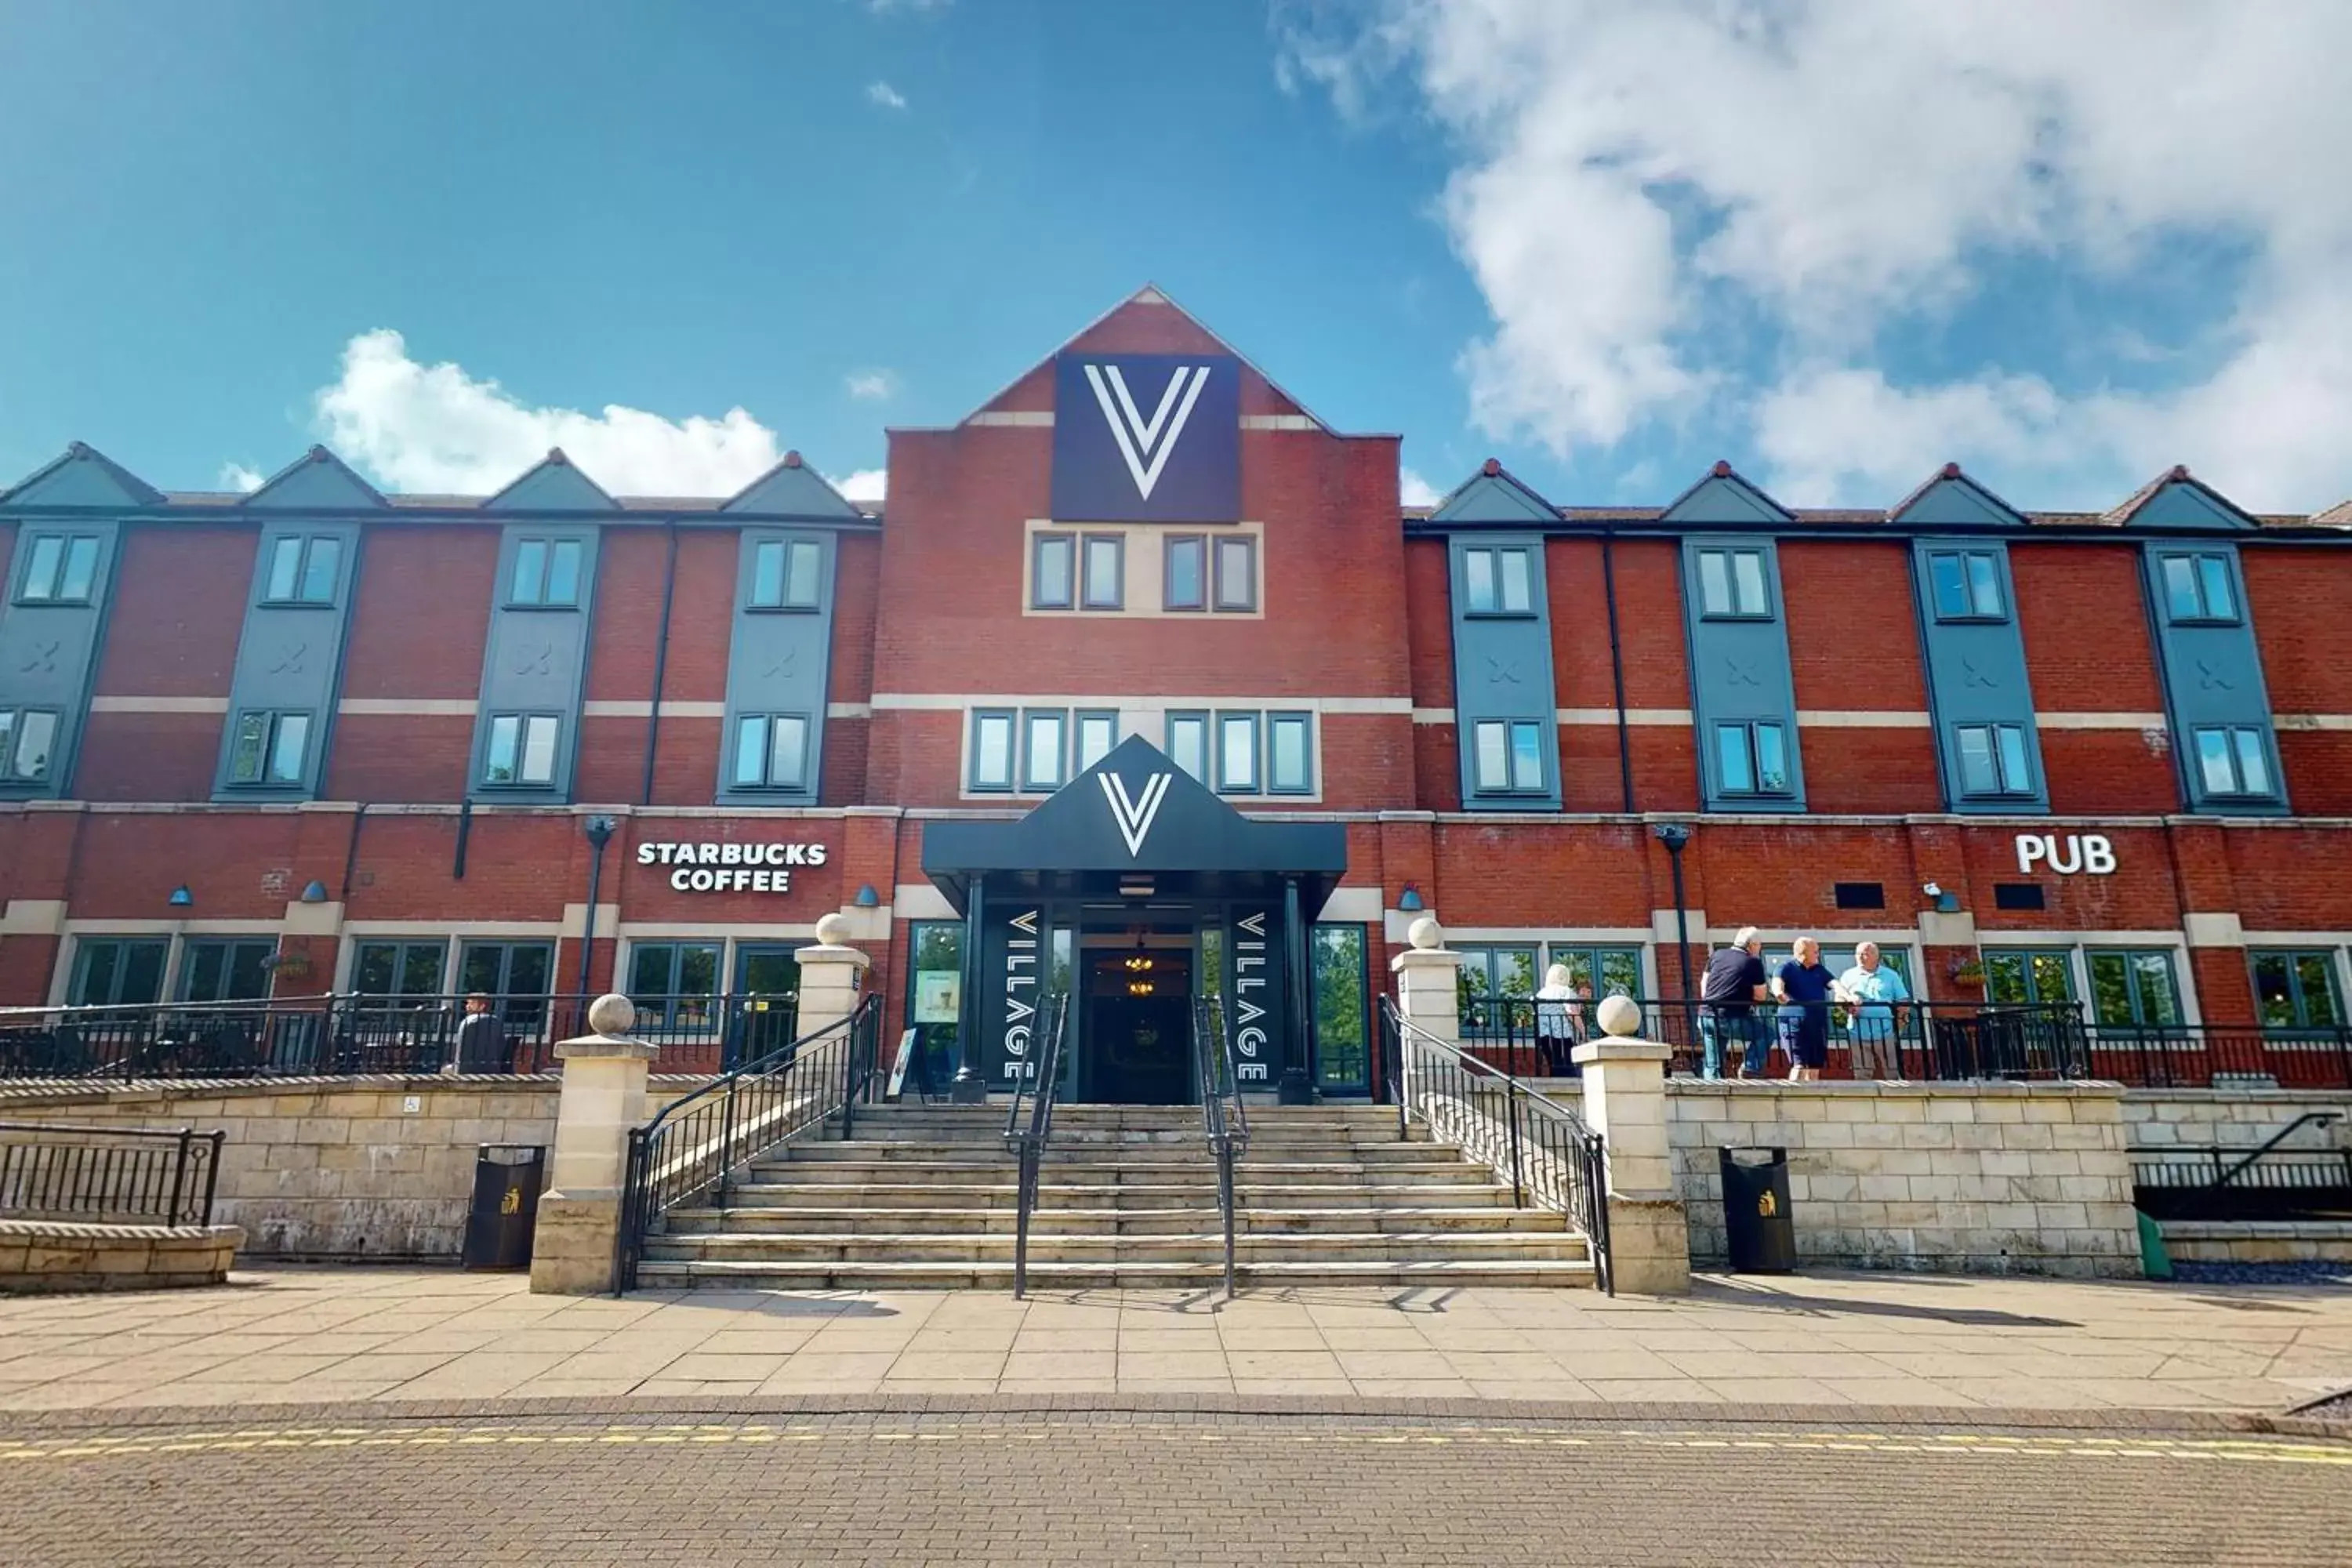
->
[2154, 550, 2241, 626]
[223, 708, 315, 789]
[1030, 532, 1076, 611]
[730, 711, 814, 792]
[1924, 548, 2008, 622]
[1711, 718, 1794, 798]
[9, 532, 104, 606]
[969, 708, 1018, 793]
[259, 533, 346, 608]
[1074, 709, 1120, 773]
[1693, 546, 1774, 621]
[0, 707, 61, 782]
[1166, 710, 1210, 781]
[504, 536, 586, 609]
[746, 537, 825, 613]
[1470, 717, 1548, 797]
[479, 710, 564, 788]
[1080, 533, 1124, 611]
[1461, 545, 1537, 619]
[1021, 707, 1070, 793]
[1267, 710, 1314, 796]
[1214, 710, 1262, 795]
[1163, 535, 1206, 612]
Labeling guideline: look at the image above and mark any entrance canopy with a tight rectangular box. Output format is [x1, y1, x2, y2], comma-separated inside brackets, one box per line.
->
[921, 735, 1348, 914]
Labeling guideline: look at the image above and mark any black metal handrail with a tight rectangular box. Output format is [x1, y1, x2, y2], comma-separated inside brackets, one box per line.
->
[0, 989, 797, 1082]
[1380, 997, 1613, 1294]
[1190, 993, 1249, 1301]
[2084, 1023, 2352, 1091]
[1461, 995, 2093, 1083]
[612, 994, 881, 1294]
[1004, 992, 1070, 1301]
[0, 1121, 224, 1226]
[2133, 1112, 2350, 1222]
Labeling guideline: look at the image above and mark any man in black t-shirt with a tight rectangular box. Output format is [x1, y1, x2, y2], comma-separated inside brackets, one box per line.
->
[1700, 926, 1769, 1079]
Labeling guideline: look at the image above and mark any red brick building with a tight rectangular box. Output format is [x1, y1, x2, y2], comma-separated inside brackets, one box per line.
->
[5, 288, 2352, 1096]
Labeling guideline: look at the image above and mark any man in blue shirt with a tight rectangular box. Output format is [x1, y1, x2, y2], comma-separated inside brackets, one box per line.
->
[1835, 942, 1911, 1080]
[1699, 926, 1769, 1079]
[1773, 937, 1836, 1082]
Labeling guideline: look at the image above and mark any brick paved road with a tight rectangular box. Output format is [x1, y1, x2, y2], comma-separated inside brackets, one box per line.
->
[4, 1410, 2347, 1566]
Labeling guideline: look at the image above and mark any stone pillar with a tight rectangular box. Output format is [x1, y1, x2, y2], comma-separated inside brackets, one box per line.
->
[528, 993, 657, 1296]
[795, 911, 873, 1037]
[1389, 916, 1462, 1105]
[1572, 995, 1692, 1295]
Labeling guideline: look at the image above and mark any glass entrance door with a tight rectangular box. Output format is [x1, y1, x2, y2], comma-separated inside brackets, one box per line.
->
[731, 944, 800, 1067]
[1083, 943, 1193, 1104]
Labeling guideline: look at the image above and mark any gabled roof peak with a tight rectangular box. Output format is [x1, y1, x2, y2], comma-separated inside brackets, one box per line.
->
[241, 445, 388, 510]
[482, 449, 622, 512]
[1428, 459, 1558, 525]
[1886, 463, 2027, 528]
[1660, 460, 1791, 525]
[2103, 464, 2254, 530]
[0, 441, 165, 509]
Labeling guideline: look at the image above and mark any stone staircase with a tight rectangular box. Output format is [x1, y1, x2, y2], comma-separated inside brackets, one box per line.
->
[635, 1102, 1595, 1290]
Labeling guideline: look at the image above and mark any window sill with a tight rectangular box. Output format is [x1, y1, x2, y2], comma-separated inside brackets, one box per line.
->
[499, 601, 583, 613]
[1697, 612, 1777, 623]
[744, 603, 822, 615]
[1461, 609, 1538, 621]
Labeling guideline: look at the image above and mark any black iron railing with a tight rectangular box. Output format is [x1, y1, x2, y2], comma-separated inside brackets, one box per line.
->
[1003, 992, 1070, 1301]
[1190, 993, 1250, 1301]
[613, 995, 881, 1294]
[1380, 998, 1613, 1295]
[0, 1121, 224, 1226]
[2084, 1024, 2352, 1091]
[0, 990, 797, 1082]
[1462, 996, 2092, 1083]
[2133, 1112, 2351, 1221]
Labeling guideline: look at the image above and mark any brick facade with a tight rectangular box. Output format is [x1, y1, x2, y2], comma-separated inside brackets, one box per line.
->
[7, 291, 2352, 1076]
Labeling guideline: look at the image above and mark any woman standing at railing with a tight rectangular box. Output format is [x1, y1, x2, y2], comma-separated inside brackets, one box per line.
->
[1536, 964, 1579, 1078]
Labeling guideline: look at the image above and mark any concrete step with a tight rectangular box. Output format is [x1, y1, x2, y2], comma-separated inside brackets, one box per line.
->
[771, 1141, 1461, 1166]
[633, 1258, 1598, 1290]
[643, 1229, 1591, 1265]
[747, 1156, 1494, 1183]
[713, 1181, 1519, 1211]
[662, 1205, 1567, 1236]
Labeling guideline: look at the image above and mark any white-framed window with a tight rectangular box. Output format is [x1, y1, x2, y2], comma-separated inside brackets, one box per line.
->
[748, 539, 823, 611]
[1472, 719, 1545, 795]
[507, 538, 585, 608]
[969, 709, 1016, 792]
[13, 533, 103, 604]
[263, 535, 343, 606]
[0, 709, 60, 782]
[227, 710, 312, 787]
[483, 713, 561, 786]
[731, 713, 811, 790]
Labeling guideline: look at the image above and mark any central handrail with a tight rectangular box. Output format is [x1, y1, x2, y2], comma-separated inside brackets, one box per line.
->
[1380, 997, 1613, 1295]
[1191, 993, 1249, 1300]
[612, 993, 881, 1294]
[1004, 992, 1069, 1300]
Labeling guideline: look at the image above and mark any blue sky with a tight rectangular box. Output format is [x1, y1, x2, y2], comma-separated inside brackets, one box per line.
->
[5, 1, 2351, 515]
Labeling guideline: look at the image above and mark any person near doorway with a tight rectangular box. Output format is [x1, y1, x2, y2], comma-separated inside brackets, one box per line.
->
[451, 993, 503, 1074]
[1535, 963, 1577, 1077]
[1773, 937, 1835, 1082]
[1835, 942, 1912, 1080]
[1700, 927, 1770, 1080]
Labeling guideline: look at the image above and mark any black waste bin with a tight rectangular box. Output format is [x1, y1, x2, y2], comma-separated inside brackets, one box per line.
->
[1719, 1145, 1796, 1273]
[462, 1145, 546, 1270]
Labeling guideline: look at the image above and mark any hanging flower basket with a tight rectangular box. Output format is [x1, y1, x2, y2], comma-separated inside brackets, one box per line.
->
[1947, 956, 1986, 986]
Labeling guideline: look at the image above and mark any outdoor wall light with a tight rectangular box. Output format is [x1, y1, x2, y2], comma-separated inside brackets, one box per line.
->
[854, 884, 880, 908]
[1922, 881, 1943, 898]
[1922, 881, 1962, 914]
[167, 885, 194, 908]
[299, 880, 330, 904]
[1398, 887, 1425, 912]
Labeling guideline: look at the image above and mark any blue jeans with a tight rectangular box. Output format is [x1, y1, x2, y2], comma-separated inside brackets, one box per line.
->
[1700, 1011, 1768, 1079]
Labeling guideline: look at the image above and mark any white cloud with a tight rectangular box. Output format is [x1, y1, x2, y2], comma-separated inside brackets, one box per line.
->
[831, 468, 887, 504]
[1283, 1, 2352, 510]
[845, 370, 897, 401]
[219, 463, 266, 493]
[312, 328, 788, 495]
[866, 81, 907, 111]
[1399, 466, 1442, 507]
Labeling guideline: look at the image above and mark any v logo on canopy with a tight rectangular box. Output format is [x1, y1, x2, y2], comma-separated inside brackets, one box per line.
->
[1100, 771, 1173, 858]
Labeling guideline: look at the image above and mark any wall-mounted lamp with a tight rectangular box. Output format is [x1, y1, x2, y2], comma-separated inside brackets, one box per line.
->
[167, 885, 194, 909]
[299, 880, 330, 904]
[1398, 887, 1425, 913]
[1922, 880, 1962, 913]
[1922, 881, 1942, 898]
[853, 884, 880, 909]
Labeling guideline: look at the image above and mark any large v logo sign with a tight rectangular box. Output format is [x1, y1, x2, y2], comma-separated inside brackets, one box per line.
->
[1083, 364, 1210, 499]
[1099, 771, 1173, 858]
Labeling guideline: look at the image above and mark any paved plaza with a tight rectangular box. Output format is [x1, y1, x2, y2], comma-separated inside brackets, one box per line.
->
[2, 1265, 2348, 1414]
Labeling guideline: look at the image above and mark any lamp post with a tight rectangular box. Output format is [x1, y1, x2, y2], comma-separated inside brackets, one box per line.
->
[577, 815, 617, 995]
[1652, 822, 1694, 1004]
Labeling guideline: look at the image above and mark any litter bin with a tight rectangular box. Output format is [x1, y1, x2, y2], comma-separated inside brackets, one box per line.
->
[1719, 1145, 1796, 1273]
[462, 1145, 546, 1270]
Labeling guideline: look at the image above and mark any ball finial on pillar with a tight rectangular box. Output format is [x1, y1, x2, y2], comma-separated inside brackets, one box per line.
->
[1596, 994, 1640, 1036]
[813, 911, 850, 947]
[1406, 916, 1444, 951]
[585, 993, 637, 1037]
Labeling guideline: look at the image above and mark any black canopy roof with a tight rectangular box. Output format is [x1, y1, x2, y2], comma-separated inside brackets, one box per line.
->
[920, 735, 1348, 914]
